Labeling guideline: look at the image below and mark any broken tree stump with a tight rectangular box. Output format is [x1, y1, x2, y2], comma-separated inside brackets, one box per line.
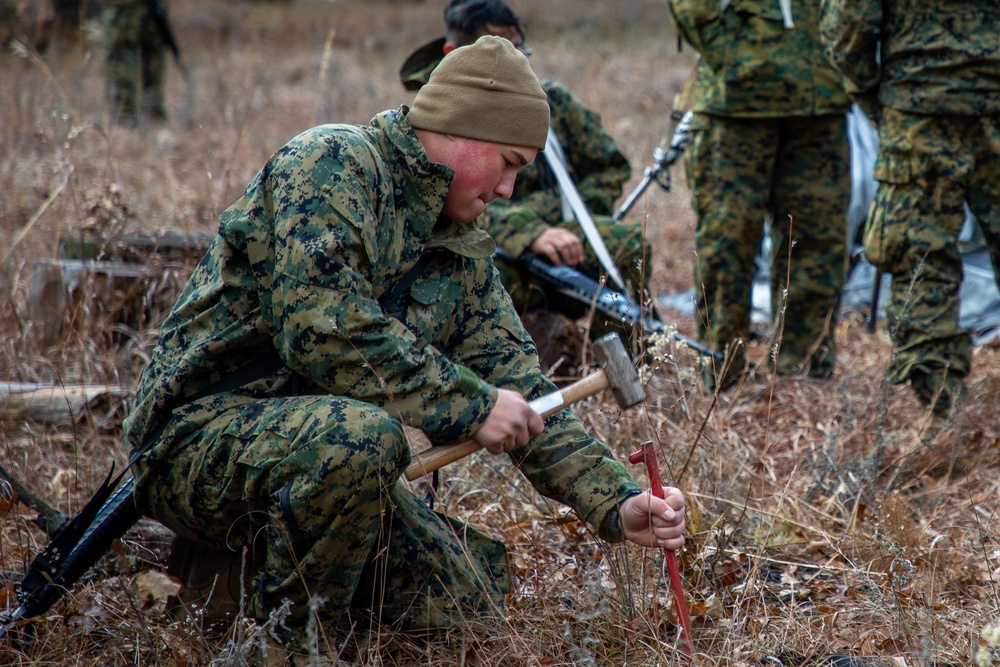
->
[29, 232, 214, 348]
[29, 259, 156, 347]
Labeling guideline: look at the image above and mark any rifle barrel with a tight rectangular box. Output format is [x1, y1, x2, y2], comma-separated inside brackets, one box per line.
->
[500, 250, 722, 362]
[613, 110, 692, 222]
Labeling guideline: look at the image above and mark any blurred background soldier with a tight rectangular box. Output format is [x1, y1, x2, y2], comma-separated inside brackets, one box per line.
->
[400, 0, 648, 344]
[820, 0, 1000, 417]
[103, 0, 176, 123]
[666, 0, 852, 392]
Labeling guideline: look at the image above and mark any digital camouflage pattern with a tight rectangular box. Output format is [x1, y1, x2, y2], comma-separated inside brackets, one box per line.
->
[819, 0, 1000, 120]
[400, 49, 646, 313]
[139, 394, 513, 631]
[687, 114, 850, 382]
[124, 108, 642, 630]
[668, 0, 851, 118]
[666, 0, 852, 388]
[103, 0, 169, 121]
[820, 0, 1000, 412]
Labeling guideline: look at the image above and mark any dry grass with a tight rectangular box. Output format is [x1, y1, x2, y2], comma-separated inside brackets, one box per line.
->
[2, 1, 1000, 665]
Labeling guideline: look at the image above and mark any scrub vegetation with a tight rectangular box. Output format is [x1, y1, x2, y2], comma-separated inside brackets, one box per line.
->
[1, 1, 998, 665]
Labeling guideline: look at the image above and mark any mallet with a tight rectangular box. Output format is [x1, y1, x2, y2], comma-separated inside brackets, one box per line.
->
[404, 332, 645, 481]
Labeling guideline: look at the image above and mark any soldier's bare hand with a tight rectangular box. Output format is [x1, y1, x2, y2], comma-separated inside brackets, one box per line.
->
[528, 228, 585, 266]
[620, 487, 685, 550]
[474, 388, 545, 455]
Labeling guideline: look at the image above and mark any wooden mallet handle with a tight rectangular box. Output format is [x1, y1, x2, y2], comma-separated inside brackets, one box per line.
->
[403, 370, 609, 481]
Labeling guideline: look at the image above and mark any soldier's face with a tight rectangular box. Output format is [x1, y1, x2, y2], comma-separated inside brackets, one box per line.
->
[436, 136, 537, 223]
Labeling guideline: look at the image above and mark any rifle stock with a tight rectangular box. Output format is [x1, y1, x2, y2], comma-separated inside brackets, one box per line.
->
[0, 474, 140, 637]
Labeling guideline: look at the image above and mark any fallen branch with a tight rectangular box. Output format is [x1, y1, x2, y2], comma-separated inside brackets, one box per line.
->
[0, 381, 126, 427]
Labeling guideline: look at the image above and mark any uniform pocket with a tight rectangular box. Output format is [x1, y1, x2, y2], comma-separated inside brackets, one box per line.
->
[864, 121, 914, 269]
[862, 192, 890, 269]
[404, 268, 462, 343]
[225, 399, 300, 471]
[872, 151, 912, 185]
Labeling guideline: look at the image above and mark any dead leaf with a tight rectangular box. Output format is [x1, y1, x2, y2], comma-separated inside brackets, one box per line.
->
[0, 488, 17, 515]
[135, 570, 181, 608]
[0, 582, 15, 608]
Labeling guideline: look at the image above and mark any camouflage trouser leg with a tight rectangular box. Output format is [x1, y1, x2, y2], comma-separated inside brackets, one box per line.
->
[349, 485, 511, 631]
[135, 395, 511, 633]
[687, 113, 849, 387]
[103, 1, 167, 122]
[864, 109, 1000, 412]
[768, 115, 850, 377]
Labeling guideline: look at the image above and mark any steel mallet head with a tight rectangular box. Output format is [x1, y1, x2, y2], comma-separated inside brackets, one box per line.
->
[591, 333, 645, 409]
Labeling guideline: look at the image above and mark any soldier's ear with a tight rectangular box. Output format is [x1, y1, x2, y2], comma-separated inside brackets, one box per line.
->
[443, 41, 458, 55]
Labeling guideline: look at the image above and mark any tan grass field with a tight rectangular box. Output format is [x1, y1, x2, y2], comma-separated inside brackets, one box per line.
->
[2, 1, 1000, 665]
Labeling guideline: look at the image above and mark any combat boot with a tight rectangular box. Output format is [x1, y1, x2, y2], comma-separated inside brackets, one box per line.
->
[909, 369, 968, 417]
[166, 535, 249, 633]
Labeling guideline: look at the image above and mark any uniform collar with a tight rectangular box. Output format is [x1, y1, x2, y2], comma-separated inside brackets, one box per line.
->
[373, 108, 496, 260]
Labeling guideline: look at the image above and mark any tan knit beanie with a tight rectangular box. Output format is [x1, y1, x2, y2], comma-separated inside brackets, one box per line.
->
[408, 35, 550, 150]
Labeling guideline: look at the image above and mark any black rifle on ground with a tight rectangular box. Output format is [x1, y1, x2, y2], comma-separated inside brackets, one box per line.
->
[495, 249, 722, 362]
[0, 469, 140, 638]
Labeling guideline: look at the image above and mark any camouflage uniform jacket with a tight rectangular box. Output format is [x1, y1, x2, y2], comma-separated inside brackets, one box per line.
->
[123, 108, 640, 535]
[400, 45, 632, 258]
[667, 0, 851, 117]
[819, 0, 1000, 116]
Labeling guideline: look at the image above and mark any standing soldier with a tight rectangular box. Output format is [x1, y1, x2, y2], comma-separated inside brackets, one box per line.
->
[665, 0, 853, 392]
[820, 0, 1000, 417]
[103, 0, 175, 123]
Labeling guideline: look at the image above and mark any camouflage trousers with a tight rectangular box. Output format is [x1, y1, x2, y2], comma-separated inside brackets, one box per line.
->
[496, 214, 649, 337]
[686, 113, 850, 388]
[133, 395, 511, 633]
[103, 0, 169, 122]
[864, 108, 1000, 412]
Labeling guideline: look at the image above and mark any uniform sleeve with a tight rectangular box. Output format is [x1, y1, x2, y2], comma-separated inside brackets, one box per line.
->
[819, 0, 883, 100]
[481, 205, 552, 258]
[449, 261, 643, 534]
[262, 131, 496, 444]
[666, 0, 724, 63]
[547, 83, 631, 217]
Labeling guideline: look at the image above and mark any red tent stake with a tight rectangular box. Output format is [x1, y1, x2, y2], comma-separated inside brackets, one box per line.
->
[629, 442, 693, 662]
